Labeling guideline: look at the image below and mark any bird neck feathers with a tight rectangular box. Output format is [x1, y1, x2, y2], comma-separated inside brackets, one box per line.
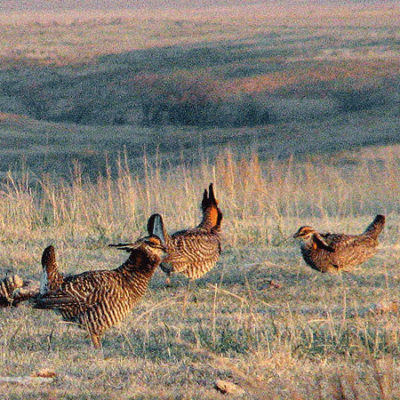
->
[119, 251, 160, 277]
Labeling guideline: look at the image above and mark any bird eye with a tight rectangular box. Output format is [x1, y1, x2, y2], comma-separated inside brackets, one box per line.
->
[144, 239, 161, 248]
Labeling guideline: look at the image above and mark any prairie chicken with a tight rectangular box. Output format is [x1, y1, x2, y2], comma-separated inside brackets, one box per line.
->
[114, 184, 222, 285]
[160, 183, 223, 283]
[0, 246, 62, 307]
[34, 214, 168, 348]
[0, 274, 39, 307]
[293, 215, 385, 273]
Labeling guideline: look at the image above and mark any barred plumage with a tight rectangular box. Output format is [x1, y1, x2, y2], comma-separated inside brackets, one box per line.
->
[293, 215, 385, 273]
[110, 184, 222, 285]
[161, 183, 223, 283]
[34, 214, 168, 348]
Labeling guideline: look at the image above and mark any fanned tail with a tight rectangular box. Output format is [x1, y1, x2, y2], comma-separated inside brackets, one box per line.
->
[363, 215, 385, 239]
[200, 183, 223, 230]
[40, 245, 63, 294]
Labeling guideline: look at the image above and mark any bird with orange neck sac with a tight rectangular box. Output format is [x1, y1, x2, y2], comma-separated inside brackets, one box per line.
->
[159, 183, 223, 285]
[293, 215, 385, 273]
[34, 214, 168, 349]
[111, 184, 223, 286]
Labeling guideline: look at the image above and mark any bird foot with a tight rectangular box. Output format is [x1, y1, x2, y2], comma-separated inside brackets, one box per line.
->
[165, 277, 172, 288]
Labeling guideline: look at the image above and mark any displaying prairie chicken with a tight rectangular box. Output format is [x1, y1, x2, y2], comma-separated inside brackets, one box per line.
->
[34, 214, 168, 348]
[160, 183, 223, 284]
[110, 184, 222, 285]
[293, 215, 385, 273]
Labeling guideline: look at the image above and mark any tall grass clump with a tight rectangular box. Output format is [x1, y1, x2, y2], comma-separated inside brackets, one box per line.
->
[0, 147, 399, 246]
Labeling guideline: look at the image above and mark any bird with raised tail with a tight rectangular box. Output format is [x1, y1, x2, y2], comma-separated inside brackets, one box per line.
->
[34, 214, 168, 349]
[111, 184, 223, 286]
[293, 215, 385, 273]
[39, 245, 64, 295]
[158, 183, 223, 284]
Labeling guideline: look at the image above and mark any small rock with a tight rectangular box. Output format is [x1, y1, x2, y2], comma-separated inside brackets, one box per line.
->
[31, 369, 57, 378]
[370, 301, 399, 315]
[215, 379, 245, 395]
[267, 280, 281, 289]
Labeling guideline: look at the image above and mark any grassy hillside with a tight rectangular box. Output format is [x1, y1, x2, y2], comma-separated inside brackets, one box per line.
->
[0, 3, 399, 129]
[0, 103, 399, 180]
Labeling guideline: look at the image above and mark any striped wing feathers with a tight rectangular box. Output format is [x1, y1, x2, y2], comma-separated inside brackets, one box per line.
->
[159, 183, 223, 280]
[297, 216, 385, 273]
[36, 271, 117, 310]
[320, 215, 385, 252]
[321, 233, 377, 250]
[164, 229, 221, 277]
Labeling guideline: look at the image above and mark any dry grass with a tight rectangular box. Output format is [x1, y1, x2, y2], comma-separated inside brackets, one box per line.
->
[0, 2, 400, 398]
[1, 146, 399, 244]
[1, 146, 400, 398]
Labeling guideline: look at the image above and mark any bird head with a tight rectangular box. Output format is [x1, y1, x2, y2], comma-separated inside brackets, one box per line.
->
[293, 226, 316, 242]
[109, 214, 169, 264]
[135, 235, 168, 261]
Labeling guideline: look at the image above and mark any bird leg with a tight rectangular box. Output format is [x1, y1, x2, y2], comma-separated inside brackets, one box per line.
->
[90, 334, 102, 349]
[165, 271, 172, 287]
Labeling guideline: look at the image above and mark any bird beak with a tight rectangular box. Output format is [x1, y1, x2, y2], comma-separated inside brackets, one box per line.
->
[160, 247, 169, 260]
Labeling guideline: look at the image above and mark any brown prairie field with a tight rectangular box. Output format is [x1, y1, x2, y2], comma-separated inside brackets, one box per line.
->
[0, 2, 400, 399]
[1, 149, 400, 399]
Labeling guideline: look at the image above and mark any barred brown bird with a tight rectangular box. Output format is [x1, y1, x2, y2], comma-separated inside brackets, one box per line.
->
[0, 246, 62, 307]
[34, 214, 168, 348]
[293, 215, 385, 273]
[112, 184, 222, 285]
[160, 183, 223, 284]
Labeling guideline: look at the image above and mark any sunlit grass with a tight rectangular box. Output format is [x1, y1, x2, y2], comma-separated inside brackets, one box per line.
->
[1, 147, 400, 397]
[1, 147, 399, 244]
[0, 2, 400, 398]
